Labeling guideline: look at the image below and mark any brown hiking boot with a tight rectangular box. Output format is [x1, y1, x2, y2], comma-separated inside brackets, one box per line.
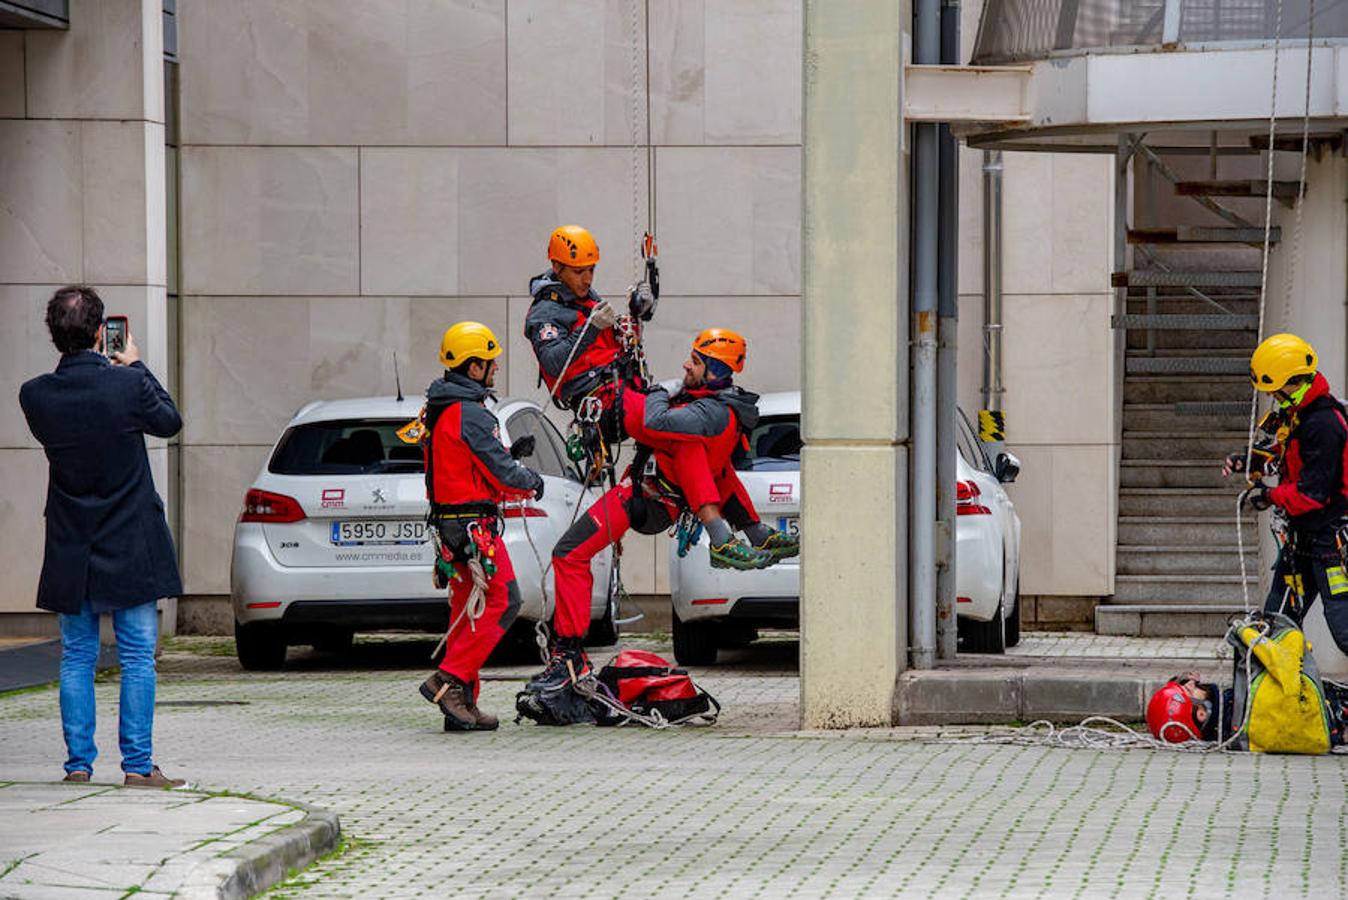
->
[124, 767, 185, 788]
[419, 670, 477, 731]
[466, 702, 499, 730]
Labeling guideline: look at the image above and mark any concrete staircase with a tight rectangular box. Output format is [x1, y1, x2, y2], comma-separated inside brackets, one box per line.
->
[1101, 161, 1273, 635]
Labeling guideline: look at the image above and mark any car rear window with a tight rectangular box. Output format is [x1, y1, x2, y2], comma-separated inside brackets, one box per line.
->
[736, 414, 801, 471]
[269, 419, 425, 475]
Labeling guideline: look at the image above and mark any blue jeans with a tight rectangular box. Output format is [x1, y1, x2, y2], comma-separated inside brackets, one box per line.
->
[58, 599, 159, 776]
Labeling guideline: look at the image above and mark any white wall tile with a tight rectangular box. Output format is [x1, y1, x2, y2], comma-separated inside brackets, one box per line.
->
[180, 147, 359, 295]
[650, 0, 802, 145]
[507, 0, 647, 146]
[656, 147, 801, 295]
[640, 295, 801, 395]
[0, 120, 81, 285]
[81, 121, 166, 287]
[360, 149, 460, 296]
[179, 0, 506, 145]
[0, 450, 50, 614]
[25, 0, 158, 121]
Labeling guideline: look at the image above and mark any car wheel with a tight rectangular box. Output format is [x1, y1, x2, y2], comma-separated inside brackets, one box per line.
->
[1004, 591, 1021, 649]
[959, 598, 1006, 655]
[585, 565, 621, 646]
[672, 613, 718, 666]
[235, 620, 287, 671]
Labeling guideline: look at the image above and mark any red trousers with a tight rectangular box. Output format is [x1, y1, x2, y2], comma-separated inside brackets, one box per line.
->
[437, 533, 521, 693]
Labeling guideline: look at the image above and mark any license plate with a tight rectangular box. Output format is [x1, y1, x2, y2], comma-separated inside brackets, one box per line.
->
[330, 519, 428, 546]
[777, 516, 800, 536]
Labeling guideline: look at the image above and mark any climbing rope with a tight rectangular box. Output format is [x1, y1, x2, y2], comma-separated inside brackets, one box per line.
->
[430, 556, 489, 661]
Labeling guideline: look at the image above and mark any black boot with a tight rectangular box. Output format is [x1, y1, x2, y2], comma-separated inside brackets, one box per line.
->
[526, 638, 592, 693]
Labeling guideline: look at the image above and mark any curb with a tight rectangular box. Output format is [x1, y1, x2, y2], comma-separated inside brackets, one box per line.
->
[178, 802, 341, 900]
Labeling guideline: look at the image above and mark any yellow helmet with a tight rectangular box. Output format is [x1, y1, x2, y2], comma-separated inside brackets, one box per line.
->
[548, 225, 600, 268]
[439, 321, 502, 368]
[1250, 333, 1317, 392]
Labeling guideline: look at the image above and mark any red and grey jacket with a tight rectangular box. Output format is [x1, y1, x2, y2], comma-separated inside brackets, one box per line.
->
[422, 373, 543, 510]
[623, 385, 760, 482]
[1269, 373, 1348, 532]
[524, 272, 624, 406]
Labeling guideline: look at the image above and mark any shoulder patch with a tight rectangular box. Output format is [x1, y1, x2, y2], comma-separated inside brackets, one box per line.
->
[538, 322, 561, 341]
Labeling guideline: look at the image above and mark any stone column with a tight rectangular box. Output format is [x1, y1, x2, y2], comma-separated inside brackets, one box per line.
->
[800, 0, 908, 727]
[0, 0, 166, 633]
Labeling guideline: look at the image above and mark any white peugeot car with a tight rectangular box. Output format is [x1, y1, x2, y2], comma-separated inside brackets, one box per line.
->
[669, 392, 1022, 663]
[230, 395, 616, 670]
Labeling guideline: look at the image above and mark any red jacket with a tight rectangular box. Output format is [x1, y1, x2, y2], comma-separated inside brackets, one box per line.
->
[423, 374, 542, 508]
[524, 272, 624, 405]
[1269, 373, 1348, 531]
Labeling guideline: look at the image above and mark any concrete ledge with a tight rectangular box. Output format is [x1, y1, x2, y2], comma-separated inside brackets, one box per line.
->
[179, 802, 341, 900]
[1096, 604, 1248, 636]
[894, 661, 1227, 725]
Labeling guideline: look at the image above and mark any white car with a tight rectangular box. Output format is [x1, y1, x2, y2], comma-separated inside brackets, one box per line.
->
[669, 392, 1022, 663]
[230, 395, 616, 670]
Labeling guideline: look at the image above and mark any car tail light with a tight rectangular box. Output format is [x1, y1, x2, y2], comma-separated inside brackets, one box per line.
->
[956, 596, 972, 604]
[956, 480, 991, 516]
[691, 598, 729, 606]
[240, 489, 306, 523]
[246, 601, 282, 609]
[501, 506, 548, 518]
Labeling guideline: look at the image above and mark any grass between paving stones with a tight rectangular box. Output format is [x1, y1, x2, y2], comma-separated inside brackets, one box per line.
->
[161, 635, 237, 657]
[264, 833, 374, 897]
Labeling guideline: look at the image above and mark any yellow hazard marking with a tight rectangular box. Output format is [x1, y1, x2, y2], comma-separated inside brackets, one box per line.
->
[1284, 573, 1305, 596]
[978, 409, 1006, 442]
[1327, 566, 1348, 596]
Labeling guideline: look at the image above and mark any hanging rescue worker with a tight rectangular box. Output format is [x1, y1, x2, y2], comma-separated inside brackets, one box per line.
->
[1223, 333, 1348, 654]
[529, 328, 800, 692]
[524, 224, 656, 420]
[417, 322, 544, 731]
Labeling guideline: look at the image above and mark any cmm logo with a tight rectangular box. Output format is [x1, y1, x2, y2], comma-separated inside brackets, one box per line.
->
[768, 483, 793, 504]
[321, 489, 345, 508]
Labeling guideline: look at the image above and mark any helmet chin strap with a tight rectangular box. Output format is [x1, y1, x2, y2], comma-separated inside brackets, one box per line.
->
[1278, 378, 1314, 409]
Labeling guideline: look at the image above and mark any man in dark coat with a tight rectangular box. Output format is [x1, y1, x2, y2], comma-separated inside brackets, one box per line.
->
[19, 286, 185, 787]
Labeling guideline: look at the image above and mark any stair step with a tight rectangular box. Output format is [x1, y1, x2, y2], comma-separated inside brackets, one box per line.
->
[1114, 574, 1257, 604]
[1127, 226, 1280, 244]
[1118, 516, 1252, 545]
[1112, 314, 1259, 331]
[1113, 270, 1263, 288]
[1096, 604, 1252, 636]
[1123, 404, 1249, 433]
[1124, 376, 1250, 405]
[1126, 356, 1250, 375]
[1119, 461, 1240, 489]
[1173, 401, 1253, 417]
[1116, 545, 1248, 576]
[1126, 297, 1260, 317]
[1119, 487, 1246, 517]
[1175, 179, 1301, 201]
[1122, 430, 1250, 458]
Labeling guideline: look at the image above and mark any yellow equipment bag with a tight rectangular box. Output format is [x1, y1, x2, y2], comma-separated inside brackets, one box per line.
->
[1229, 613, 1331, 754]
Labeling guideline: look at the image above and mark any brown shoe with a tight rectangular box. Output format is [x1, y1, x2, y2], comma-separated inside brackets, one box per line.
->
[62, 770, 91, 783]
[465, 702, 499, 730]
[124, 766, 185, 788]
[419, 671, 477, 731]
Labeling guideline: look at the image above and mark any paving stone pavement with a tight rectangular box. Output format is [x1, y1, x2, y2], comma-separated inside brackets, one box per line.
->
[1, 635, 1345, 898]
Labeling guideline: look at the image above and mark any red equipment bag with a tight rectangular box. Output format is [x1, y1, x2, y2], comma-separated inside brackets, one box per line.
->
[596, 649, 720, 725]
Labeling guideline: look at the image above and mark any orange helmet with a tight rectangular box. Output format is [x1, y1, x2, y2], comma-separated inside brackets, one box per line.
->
[548, 225, 600, 268]
[692, 328, 747, 374]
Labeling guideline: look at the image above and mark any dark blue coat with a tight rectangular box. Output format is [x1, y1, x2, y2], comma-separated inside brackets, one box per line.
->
[19, 351, 184, 614]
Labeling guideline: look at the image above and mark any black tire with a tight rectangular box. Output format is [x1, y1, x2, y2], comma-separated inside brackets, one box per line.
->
[1004, 590, 1021, 649]
[235, 620, 287, 671]
[672, 613, 719, 666]
[585, 565, 621, 646]
[960, 598, 1006, 655]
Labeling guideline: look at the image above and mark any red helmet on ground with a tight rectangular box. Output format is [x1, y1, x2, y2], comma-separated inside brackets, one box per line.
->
[1146, 681, 1202, 744]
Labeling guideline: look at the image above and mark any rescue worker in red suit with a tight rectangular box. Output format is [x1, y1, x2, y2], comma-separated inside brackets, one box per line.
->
[418, 322, 544, 731]
[1223, 333, 1348, 655]
[529, 329, 800, 692]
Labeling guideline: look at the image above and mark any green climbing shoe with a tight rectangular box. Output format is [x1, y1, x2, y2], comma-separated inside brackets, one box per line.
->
[754, 529, 800, 562]
[709, 539, 773, 571]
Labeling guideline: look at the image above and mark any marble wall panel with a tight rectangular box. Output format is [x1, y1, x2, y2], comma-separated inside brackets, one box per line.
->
[81, 121, 166, 287]
[656, 148, 800, 296]
[1000, 292, 1114, 445]
[0, 31, 23, 117]
[0, 450, 50, 614]
[25, 0, 160, 121]
[0, 120, 82, 285]
[360, 149, 459, 296]
[179, 0, 506, 146]
[406, 298, 514, 397]
[0, 285, 64, 450]
[182, 296, 510, 445]
[181, 444, 271, 596]
[453, 148, 650, 297]
[1003, 444, 1115, 596]
[507, 0, 646, 146]
[649, 0, 802, 145]
[180, 147, 359, 296]
[1002, 152, 1112, 296]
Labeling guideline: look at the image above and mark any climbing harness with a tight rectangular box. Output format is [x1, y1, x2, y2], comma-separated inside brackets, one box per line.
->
[428, 516, 498, 661]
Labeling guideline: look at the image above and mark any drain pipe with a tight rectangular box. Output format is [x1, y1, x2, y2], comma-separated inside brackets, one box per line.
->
[934, 0, 961, 661]
[910, 0, 940, 670]
[982, 150, 1005, 416]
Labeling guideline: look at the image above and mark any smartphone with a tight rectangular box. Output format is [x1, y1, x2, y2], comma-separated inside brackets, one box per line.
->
[104, 316, 128, 358]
